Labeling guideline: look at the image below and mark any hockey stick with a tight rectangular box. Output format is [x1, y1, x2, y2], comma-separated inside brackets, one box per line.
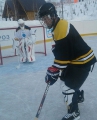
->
[16, 46, 21, 69]
[34, 83, 50, 120]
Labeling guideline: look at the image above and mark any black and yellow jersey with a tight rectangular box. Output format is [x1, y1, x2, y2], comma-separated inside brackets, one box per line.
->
[52, 18, 96, 69]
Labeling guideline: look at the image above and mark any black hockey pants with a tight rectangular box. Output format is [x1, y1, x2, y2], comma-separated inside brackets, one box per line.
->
[61, 65, 91, 111]
[61, 65, 91, 90]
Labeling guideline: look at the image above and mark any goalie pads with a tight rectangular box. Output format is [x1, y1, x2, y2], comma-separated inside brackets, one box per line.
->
[18, 38, 35, 62]
[26, 43, 35, 62]
[25, 37, 35, 62]
[18, 39, 27, 62]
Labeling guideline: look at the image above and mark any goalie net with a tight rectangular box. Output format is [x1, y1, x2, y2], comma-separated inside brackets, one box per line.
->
[0, 25, 47, 65]
[31, 26, 46, 56]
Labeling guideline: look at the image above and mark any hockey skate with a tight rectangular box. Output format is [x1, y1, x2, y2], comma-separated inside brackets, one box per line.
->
[77, 90, 84, 103]
[62, 103, 80, 120]
[62, 110, 80, 120]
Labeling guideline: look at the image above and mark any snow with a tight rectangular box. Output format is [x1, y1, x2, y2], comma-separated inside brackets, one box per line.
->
[56, 1, 97, 21]
[0, 36, 97, 120]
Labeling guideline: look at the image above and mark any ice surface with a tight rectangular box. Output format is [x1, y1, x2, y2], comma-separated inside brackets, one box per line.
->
[0, 36, 97, 120]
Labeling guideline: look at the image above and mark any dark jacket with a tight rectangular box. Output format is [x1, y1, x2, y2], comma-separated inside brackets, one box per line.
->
[52, 18, 96, 69]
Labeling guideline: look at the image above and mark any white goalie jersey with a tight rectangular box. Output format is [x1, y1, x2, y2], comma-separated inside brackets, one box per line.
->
[14, 25, 36, 62]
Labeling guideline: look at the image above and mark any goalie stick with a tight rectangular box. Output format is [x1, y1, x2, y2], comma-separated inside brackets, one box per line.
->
[34, 83, 50, 120]
[16, 45, 21, 69]
[12, 39, 21, 69]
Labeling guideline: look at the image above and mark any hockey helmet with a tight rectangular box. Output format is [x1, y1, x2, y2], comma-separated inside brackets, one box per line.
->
[38, 2, 57, 18]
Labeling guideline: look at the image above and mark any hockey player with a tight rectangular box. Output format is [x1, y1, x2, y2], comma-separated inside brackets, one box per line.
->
[14, 19, 36, 62]
[38, 2, 97, 120]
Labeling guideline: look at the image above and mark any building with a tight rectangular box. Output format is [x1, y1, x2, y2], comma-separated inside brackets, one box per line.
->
[2, 0, 46, 20]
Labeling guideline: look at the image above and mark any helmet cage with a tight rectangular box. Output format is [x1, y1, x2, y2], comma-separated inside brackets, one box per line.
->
[39, 15, 52, 28]
[38, 3, 57, 29]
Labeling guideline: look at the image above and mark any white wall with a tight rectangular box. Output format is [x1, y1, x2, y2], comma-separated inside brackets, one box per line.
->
[70, 20, 97, 34]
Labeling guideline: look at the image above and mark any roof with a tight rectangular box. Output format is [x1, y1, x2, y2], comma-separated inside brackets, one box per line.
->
[18, 0, 46, 11]
[2, 0, 16, 17]
[2, 0, 46, 19]
[6, 0, 14, 11]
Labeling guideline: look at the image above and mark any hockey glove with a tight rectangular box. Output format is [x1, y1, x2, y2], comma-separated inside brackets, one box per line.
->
[31, 34, 36, 44]
[45, 66, 60, 85]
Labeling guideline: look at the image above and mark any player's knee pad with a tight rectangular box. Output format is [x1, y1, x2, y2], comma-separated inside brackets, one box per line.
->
[62, 86, 75, 105]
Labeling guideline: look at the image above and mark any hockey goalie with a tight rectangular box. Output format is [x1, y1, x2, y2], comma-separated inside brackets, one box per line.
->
[14, 19, 36, 62]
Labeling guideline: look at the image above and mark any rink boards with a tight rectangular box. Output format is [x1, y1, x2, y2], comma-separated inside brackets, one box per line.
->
[0, 20, 97, 57]
[0, 21, 52, 57]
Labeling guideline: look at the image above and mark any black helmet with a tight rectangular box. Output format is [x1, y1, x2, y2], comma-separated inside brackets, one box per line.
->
[38, 2, 57, 18]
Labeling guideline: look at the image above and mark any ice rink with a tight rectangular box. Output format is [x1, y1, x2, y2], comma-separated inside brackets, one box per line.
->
[0, 35, 97, 120]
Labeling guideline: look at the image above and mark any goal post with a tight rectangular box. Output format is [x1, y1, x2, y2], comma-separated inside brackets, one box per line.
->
[0, 25, 47, 65]
[30, 26, 47, 56]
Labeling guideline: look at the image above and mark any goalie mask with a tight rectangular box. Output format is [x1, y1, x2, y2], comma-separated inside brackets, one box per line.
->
[38, 3, 58, 29]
